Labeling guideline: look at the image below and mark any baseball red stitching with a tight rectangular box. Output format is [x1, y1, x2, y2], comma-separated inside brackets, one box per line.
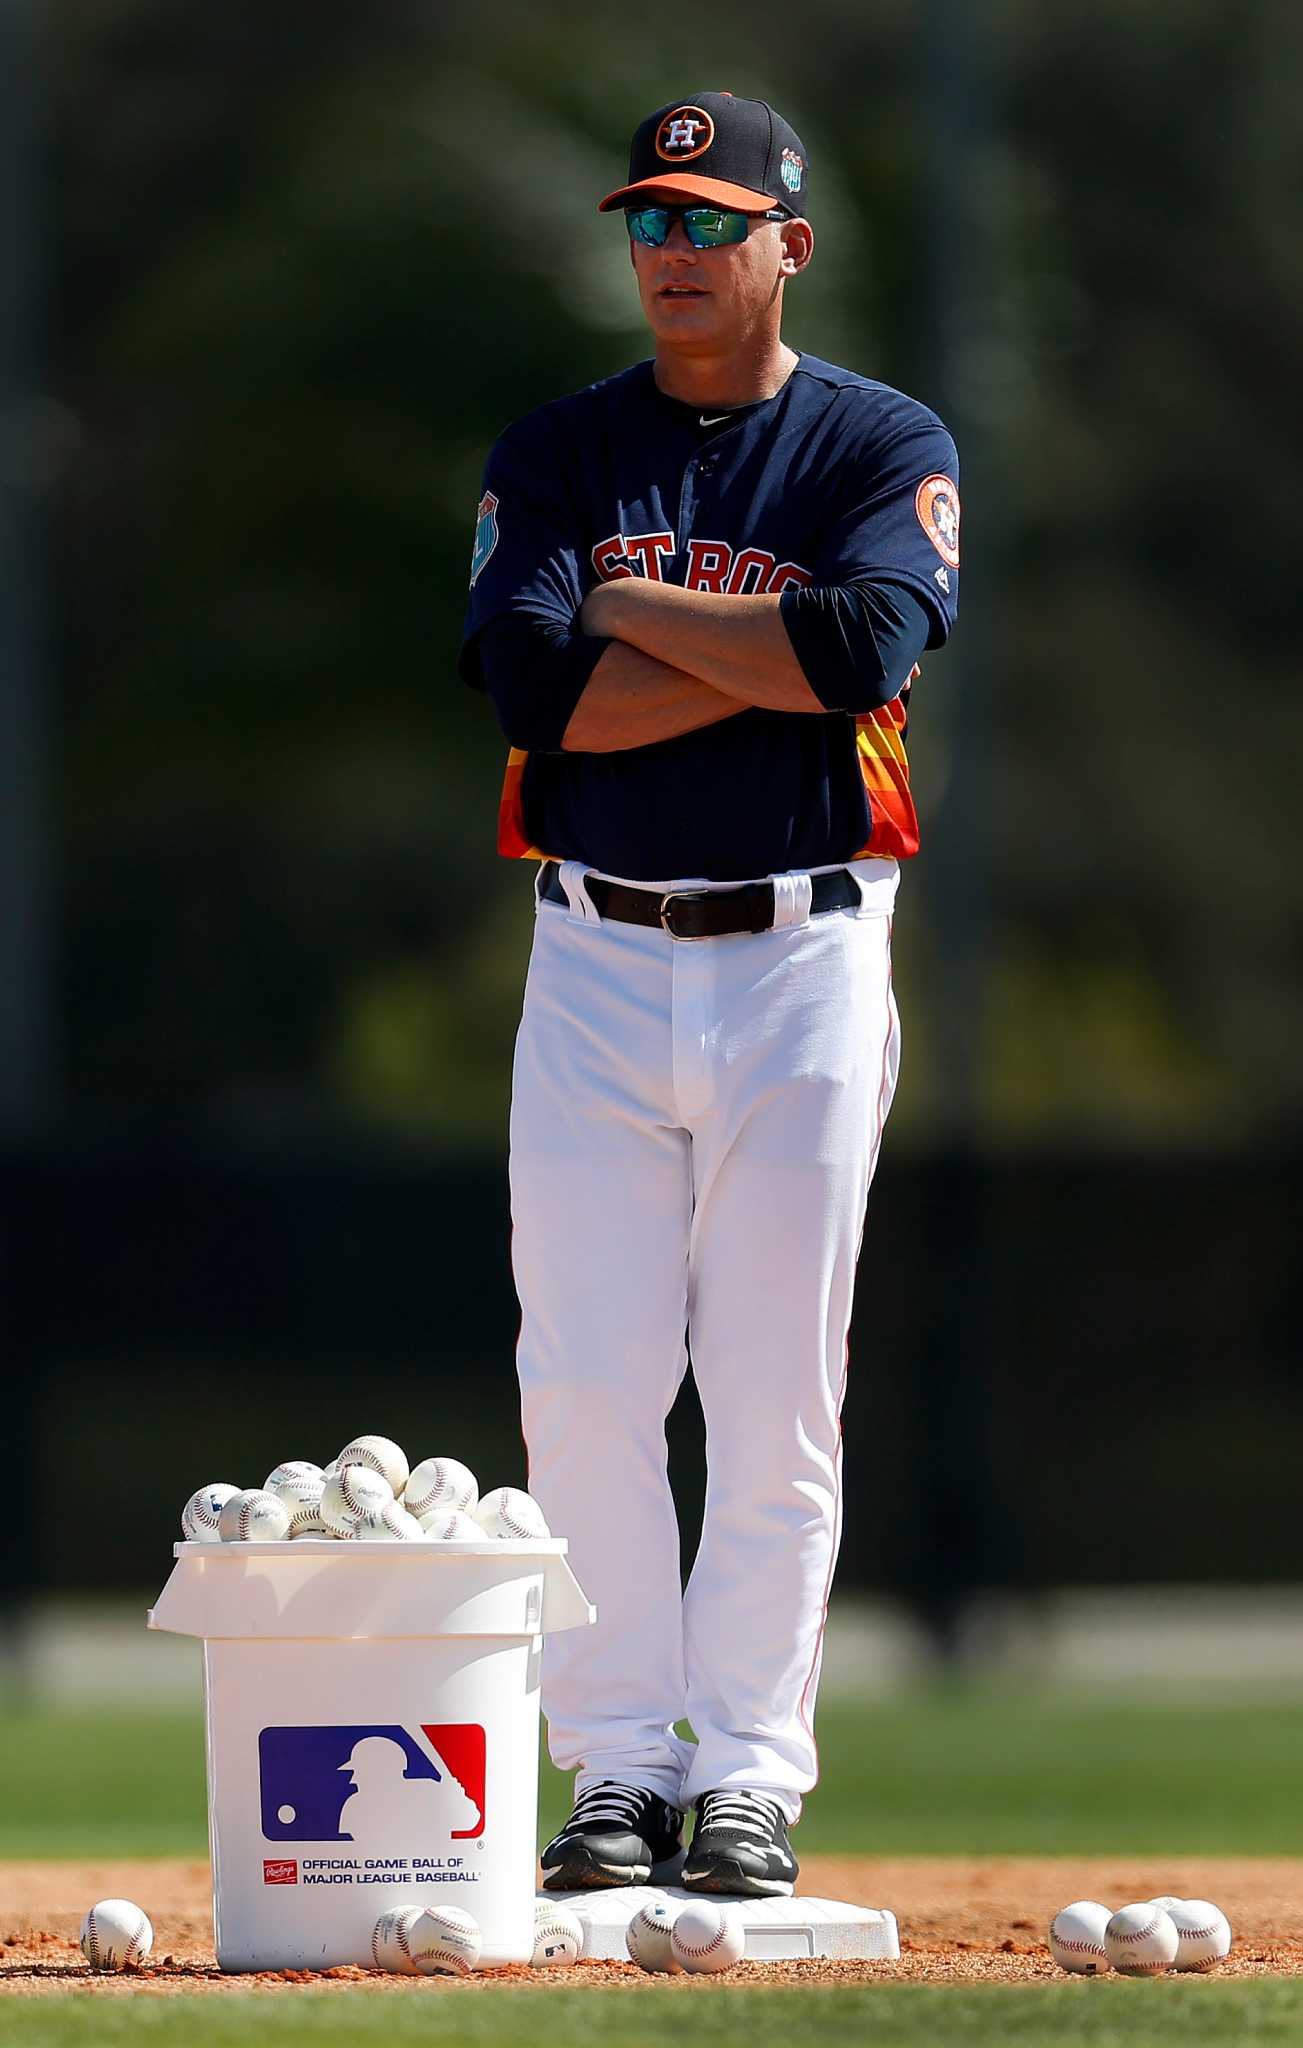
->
[675, 1921, 730, 1957]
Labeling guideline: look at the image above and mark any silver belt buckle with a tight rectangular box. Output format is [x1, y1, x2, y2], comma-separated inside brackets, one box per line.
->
[658, 889, 716, 940]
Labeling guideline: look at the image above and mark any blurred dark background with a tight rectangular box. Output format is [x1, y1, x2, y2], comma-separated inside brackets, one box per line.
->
[2, 1, 1300, 1638]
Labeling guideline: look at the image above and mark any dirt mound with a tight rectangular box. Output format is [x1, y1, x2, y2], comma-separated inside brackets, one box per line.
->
[3, 1855, 1301, 1994]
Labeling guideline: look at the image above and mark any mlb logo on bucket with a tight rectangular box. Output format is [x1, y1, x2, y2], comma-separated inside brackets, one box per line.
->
[259, 1723, 486, 1844]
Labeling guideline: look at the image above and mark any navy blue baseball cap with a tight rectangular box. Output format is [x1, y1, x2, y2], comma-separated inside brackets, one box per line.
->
[598, 92, 810, 217]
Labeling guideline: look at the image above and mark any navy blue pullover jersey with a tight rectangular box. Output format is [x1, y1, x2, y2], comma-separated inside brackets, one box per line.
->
[458, 353, 960, 882]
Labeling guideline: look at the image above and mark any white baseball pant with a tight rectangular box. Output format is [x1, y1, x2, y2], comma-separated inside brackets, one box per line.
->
[509, 854, 901, 1822]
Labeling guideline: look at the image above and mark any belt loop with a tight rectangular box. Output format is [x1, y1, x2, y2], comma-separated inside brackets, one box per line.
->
[849, 858, 902, 919]
[770, 871, 814, 930]
[558, 859, 601, 923]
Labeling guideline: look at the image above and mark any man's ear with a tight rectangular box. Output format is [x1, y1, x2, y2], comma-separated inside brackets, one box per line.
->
[779, 218, 815, 278]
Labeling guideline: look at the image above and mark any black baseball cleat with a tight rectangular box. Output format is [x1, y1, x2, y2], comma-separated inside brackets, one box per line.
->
[681, 1789, 799, 1897]
[541, 1782, 686, 1891]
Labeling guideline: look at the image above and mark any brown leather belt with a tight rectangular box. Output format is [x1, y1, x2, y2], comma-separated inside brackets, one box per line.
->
[538, 861, 861, 941]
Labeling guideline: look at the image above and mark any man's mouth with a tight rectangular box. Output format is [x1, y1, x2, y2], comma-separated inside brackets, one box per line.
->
[659, 284, 707, 298]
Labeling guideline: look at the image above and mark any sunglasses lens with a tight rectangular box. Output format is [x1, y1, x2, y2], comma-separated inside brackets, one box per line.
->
[683, 209, 747, 247]
[627, 208, 670, 246]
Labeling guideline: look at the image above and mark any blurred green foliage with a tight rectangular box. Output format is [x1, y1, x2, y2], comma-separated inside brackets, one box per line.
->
[47, 1, 1303, 1149]
[6, 1686, 1300, 1858]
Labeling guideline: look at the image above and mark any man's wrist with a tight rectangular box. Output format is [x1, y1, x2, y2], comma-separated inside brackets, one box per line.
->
[580, 578, 633, 637]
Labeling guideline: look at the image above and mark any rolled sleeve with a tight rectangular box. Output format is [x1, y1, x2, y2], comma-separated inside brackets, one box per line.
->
[779, 580, 931, 715]
[460, 614, 611, 754]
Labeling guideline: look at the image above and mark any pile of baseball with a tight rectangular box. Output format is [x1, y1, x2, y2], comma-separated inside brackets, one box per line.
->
[371, 1899, 586, 1975]
[179, 1435, 551, 1545]
[1048, 1895, 1232, 1976]
[626, 1897, 747, 1974]
[76, 1898, 587, 1976]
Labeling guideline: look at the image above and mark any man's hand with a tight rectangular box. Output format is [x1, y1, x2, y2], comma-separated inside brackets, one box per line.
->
[579, 577, 825, 716]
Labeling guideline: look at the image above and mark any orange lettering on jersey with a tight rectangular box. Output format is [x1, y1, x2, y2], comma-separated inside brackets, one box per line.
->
[591, 534, 635, 580]
[624, 532, 675, 581]
[685, 538, 731, 592]
[767, 561, 813, 593]
[726, 547, 777, 595]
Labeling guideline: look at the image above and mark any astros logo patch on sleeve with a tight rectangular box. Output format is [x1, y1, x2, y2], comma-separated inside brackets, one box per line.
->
[914, 475, 961, 569]
[470, 490, 500, 586]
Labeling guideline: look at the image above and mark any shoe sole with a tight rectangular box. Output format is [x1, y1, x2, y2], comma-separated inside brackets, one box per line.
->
[681, 1855, 796, 1899]
[541, 1845, 652, 1892]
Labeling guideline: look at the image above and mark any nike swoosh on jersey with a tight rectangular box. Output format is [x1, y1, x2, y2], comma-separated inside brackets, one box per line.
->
[699, 413, 732, 425]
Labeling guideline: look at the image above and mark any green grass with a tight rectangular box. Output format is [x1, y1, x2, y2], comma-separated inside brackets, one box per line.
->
[7, 1983, 1303, 2048]
[3, 1687, 1302, 1859]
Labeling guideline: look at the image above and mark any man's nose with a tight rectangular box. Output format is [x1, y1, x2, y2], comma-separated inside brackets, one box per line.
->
[661, 220, 699, 256]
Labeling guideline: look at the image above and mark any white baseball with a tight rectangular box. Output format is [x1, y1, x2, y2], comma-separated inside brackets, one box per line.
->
[180, 1483, 239, 1542]
[268, 1472, 326, 1532]
[1167, 1899, 1231, 1971]
[372, 1905, 421, 1972]
[217, 1488, 291, 1543]
[475, 1485, 550, 1540]
[337, 1434, 409, 1497]
[289, 1513, 335, 1540]
[531, 1898, 582, 1967]
[347, 1501, 423, 1541]
[1047, 1900, 1112, 1974]
[80, 1898, 153, 1971]
[419, 1508, 487, 1542]
[670, 1899, 745, 1973]
[405, 1456, 479, 1520]
[626, 1897, 682, 1972]
[400, 1904, 482, 1975]
[320, 1464, 392, 1532]
[1105, 1902, 1179, 1975]
[264, 1460, 324, 1499]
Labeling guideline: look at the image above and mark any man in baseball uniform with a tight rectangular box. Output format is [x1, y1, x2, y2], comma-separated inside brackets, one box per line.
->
[460, 92, 960, 1897]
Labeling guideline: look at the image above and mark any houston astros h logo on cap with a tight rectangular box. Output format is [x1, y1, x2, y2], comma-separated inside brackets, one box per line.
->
[599, 91, 810, 218]
[655, 106, 715, 162]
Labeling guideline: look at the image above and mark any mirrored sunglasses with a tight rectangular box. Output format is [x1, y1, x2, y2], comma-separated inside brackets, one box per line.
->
[625, 203, 789, 249]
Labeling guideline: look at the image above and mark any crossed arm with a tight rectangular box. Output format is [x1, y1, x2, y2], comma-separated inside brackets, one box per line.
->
[562, 582, 820, 753]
